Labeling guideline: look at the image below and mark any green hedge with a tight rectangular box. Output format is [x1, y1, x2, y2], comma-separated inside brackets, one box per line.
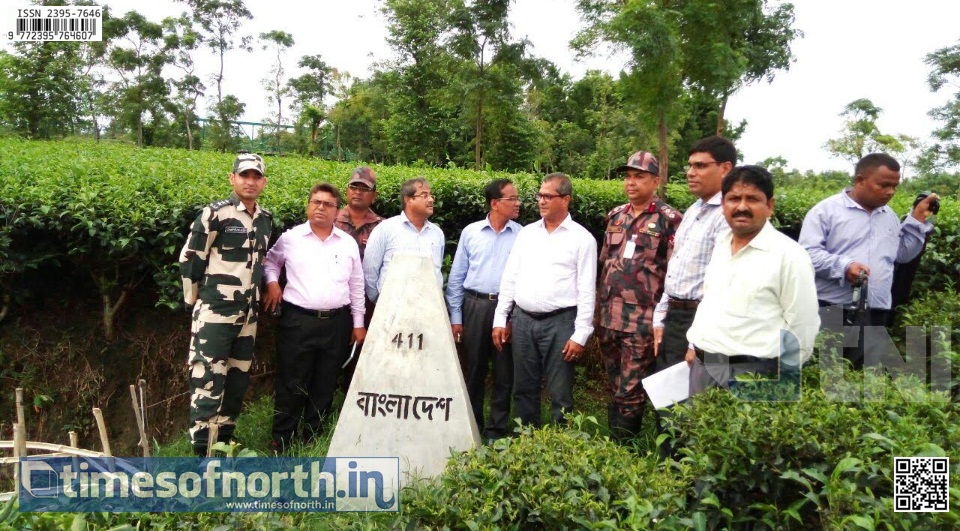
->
[1, 138, 958, 321]
[402, 363, 960, 529]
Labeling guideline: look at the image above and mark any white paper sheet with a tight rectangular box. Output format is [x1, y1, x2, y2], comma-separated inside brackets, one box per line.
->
[641, 361, 691, 409]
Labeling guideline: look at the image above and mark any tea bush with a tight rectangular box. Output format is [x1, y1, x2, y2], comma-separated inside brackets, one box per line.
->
[667, 361, 960, 529]
[2, 137, 958, 324]
[402, 416, 690, 529]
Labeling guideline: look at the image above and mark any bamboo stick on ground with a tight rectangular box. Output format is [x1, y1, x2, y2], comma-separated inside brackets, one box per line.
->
[207, 424, 218, 458]
[15, 388, 25, 428]
[92, 408, 111, 457]
[129, 384, 150, 457]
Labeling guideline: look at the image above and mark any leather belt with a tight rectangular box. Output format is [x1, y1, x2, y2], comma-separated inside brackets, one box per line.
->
[465, 289, 498, 301]
[695, 347, 777, 367]
[283, 301, 349, 319]
[668, 298, 700, 311]
[518, 306, 576, 320]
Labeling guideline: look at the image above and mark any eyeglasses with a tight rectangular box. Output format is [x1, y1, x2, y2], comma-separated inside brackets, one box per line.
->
[497, 196, 521, 203]
[536, 193, 568, 202]
[411, 192, 433, 200]
[348, 183, 374, 192]
[687, 161, 722, 170]
[309, 199, 338, 209]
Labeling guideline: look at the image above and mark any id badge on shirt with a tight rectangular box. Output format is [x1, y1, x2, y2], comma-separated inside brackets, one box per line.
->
[623, 235, 636, 259]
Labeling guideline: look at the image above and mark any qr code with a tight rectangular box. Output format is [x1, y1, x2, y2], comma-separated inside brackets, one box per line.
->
[894, 457, 949, 512]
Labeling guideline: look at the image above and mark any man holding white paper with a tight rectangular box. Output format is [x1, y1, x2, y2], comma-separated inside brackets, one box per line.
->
[685, 166, 820, 394]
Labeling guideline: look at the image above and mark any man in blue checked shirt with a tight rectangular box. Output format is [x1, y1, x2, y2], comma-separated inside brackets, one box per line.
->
[446, 179, 522, 441]
[652, 136, 737, 371]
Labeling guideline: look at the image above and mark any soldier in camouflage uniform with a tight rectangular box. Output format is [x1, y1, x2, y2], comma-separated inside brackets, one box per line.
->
[179, 153, 272, 457]
[598, 151, 682, 442]
[334, 167, 383, 392]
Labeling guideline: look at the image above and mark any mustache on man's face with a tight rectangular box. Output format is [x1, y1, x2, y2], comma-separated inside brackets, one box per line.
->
[732, 211, 752, 218]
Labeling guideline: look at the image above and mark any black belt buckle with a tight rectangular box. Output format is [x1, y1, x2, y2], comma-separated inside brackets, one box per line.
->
[467, 289, 498, 301]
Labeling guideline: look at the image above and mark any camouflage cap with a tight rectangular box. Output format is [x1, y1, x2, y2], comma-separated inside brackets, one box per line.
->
[615, 151, 659, 176]
[348, 167, 377, 190]
[233, 153, 265, 175]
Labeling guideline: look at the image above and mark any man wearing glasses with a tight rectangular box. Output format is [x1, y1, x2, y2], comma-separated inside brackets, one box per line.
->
[652, 136, 736, 371]
[446, 179, 523, 442]
[363, 177, 445, 303]
[598, 151, 682, 442]
[262, 183, 366, 452]
[492, 173, 597, 427]
[335, 167, 383, 391]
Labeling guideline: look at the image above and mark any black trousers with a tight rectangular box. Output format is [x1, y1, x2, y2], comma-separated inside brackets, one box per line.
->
[818, 301, 892, 370]
[462, 295, 513, 438]
[654, 306, 697, 373]
[272, 302, 352, 445]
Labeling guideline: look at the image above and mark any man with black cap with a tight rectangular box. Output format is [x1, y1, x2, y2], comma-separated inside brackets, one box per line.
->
[179, 152, 272, 457]
[335, 167, 383, 390]
[598, 151, 682, 442]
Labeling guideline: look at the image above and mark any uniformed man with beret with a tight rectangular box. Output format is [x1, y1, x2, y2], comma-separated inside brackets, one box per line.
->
[179, 152, 273, 457]
[598, 151, 681, 442]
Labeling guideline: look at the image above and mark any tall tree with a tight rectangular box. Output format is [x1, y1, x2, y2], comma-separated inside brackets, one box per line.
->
[574, 0, 800, 193]
[681, 0, 800, 135]
[447, 0, 529, 169]
[382, 0, 459, 165]
[0, 43, 84, 139]
[104, 11, 172, 146]
[925, 40, 960, 168]
[824, 98, 915, 165]
[163, 14, 204, 149]
[259, 30, 295, 154]
[288, 54, 334, 156]
[183, 0, 252, 152]
[573, 0, 684, 189]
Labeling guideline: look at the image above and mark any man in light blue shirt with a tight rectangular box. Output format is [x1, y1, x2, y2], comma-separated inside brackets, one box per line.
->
[363, 177, 445, 303]
[799, 153, 937, 368]
[446, 179, 522, 441]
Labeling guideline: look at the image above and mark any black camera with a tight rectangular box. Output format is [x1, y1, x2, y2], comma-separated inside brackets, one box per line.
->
[912, 191, 940, 215]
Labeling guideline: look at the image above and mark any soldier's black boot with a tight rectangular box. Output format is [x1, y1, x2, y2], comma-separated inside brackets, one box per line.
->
[622, 414, 643, 441]
[193, 446, 207, 458]
[607, 403, 630, 442]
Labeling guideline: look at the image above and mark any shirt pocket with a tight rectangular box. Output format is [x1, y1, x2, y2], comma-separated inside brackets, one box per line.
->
[218, 227, 250, 262]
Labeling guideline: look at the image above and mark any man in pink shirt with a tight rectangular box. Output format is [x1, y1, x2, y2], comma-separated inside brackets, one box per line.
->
[263, 183, 367, 452]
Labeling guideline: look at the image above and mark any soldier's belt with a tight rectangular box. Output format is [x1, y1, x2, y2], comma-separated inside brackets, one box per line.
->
[667, 298, 700, 311]
[517, 306, 576, 320]
[465, 288, 498, 301]
[282, 301, 349, 319]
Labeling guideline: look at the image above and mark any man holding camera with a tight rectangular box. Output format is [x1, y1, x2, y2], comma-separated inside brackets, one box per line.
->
[799, 153, 938, 369]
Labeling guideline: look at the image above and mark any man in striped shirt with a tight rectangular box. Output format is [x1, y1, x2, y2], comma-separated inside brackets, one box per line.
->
[652, 136, 737, 371]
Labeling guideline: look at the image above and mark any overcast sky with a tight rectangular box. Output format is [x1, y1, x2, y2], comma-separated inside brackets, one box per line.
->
[6, 0, 959, 173]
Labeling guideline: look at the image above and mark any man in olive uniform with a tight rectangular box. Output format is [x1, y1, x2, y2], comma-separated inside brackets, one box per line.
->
[598, 151, 682, 441]
[179, 152, 273, 457]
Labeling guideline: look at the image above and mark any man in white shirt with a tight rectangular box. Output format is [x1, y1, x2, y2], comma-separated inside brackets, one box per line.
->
[363, 177, 445, 303]
[492, 173, 597, 426]
[262, 183, 366, 451]
[685, 166, 820, 395]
